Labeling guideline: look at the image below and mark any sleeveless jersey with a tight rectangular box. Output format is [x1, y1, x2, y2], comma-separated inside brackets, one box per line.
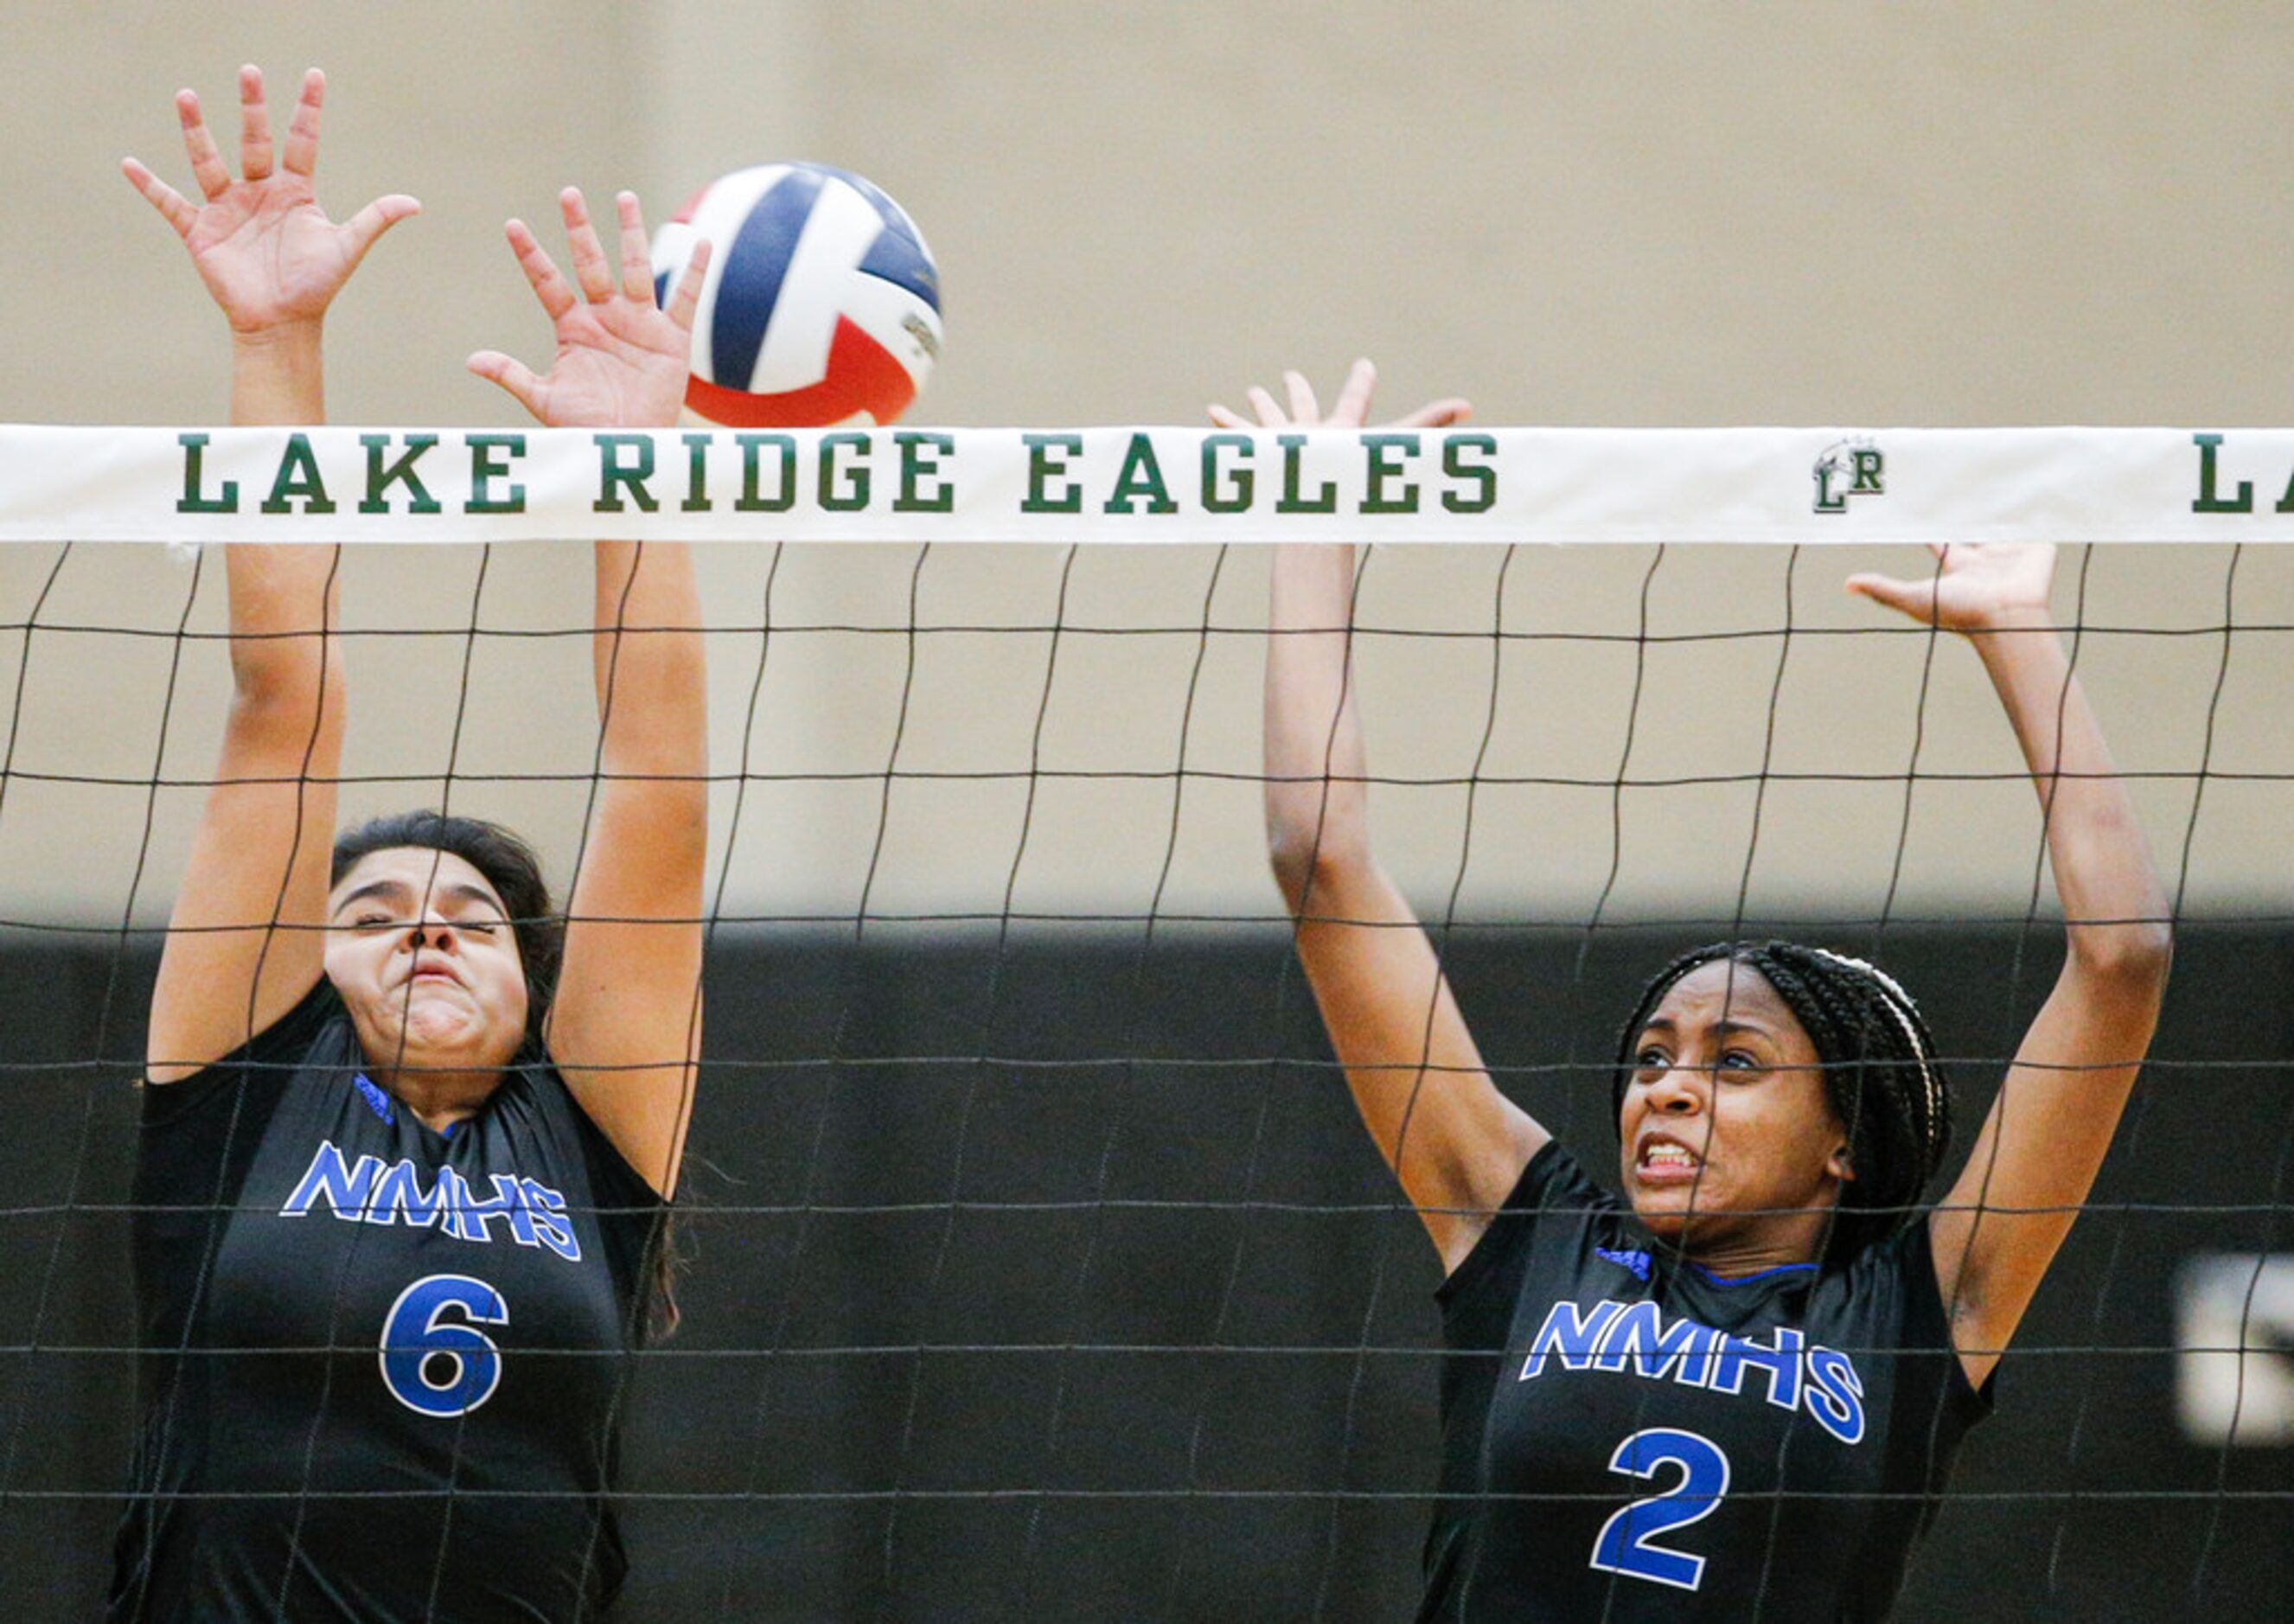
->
[1420, 1143, 1990, 1621]
[111, 980, 667, 1623]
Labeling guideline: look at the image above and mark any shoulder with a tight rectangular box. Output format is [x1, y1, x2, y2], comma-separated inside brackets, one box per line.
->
[1820, 1219, 1990, 1395]
[1438, 1141, 1625, 1311]
[141, 976, 347, 1116]
[500, 1055, 669, 1213]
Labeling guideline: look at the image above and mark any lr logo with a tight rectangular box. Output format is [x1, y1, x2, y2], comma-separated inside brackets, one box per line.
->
[1812, 439, 1885, 514]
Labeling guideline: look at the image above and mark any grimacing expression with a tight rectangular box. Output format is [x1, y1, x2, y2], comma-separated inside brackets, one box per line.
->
[1617, 959, 1854, 1250]
[324, 847, 529, 1077]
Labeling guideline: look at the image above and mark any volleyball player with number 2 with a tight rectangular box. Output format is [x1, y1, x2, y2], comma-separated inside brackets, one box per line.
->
[115, 66, 710, 1621]
[1229, 360, 2172, 1619]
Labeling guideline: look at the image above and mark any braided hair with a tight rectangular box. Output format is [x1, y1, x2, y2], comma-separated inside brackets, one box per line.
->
[1610, 940, 1952, 1263]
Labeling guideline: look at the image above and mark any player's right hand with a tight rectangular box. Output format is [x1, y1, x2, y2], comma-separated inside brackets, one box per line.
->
[121, 65, 419, 337]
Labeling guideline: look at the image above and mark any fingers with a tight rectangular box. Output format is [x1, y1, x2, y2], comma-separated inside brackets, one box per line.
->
[1844, 573, 1935, 620]
[236, 64, 273, 182]
[662, 238, 712, 332]
[1283, 369, 1321, 425]
[1217, 374, 1471, 434]
[340, 192, 422, 269]
[616, 191, 656, 303]
[502, 216, 578, 323]
[467, 349, 546, 419]
[282, 67, 325, 177]
[121, 157, 197, 238]
[1328, 358, 1377, 428]
[1387, 397, 1474, 430]
[176, 87, 230, 201]
[560, 188, 615, 304]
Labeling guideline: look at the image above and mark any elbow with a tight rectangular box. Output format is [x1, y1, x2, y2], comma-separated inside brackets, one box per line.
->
[2068, 913, 2173, 1006]
[225, 652, 344, 745]
[1267, 820, 1370, 915]
[229, 631, 341, 709]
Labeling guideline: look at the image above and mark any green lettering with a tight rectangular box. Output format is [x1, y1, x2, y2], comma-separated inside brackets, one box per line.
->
[681, 432, 713, 513]
[467, 434, 527, 514]
[1201, 434, 1254, 513]
[176, 432, 238, 514]
[358, 434, 439, 515]
[1361, 433, 1421, 515]
[260, 433, 335, 515]
[1277, 433, 1336, 513]
[595, 432, 659, 513]
[1022, 432, 1083, 514]
[2192, 433, 2252, 514]
[1441, 433, 1498, 514]
[1103, 432, 1178, 515]
[736, 433, 797, 512]
[894, 431, 955, 513]
[820, 432, 871, 511]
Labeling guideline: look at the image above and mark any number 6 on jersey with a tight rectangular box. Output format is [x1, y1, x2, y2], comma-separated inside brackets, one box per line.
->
[380, 1273, 510, 1417]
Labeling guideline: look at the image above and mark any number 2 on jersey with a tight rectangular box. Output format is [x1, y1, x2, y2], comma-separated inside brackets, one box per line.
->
[1588, 1428, 1731, 1591]
[379, 1274, 508, 1417]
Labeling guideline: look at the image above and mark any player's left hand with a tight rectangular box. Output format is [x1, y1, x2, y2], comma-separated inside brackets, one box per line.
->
[1846, 542, 2058, 635]
[468, 189, 710, 430]
[1210, 357, 1471, 432]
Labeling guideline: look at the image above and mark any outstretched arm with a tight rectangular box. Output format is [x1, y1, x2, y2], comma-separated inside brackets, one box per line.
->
[1850, 545, 2171, 1387]
[134, 67, 419, 1080]
[470, 189, 712, 1197]
[1226, 361, 1545, 1274]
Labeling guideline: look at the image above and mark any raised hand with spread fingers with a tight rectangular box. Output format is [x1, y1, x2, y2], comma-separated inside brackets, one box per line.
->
[123, 64, 417, 425]
[1210, 355, 1472, 434]
[468, 188, 710, 432]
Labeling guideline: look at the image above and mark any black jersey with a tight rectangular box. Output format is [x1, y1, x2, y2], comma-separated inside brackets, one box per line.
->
[111, 980, 667, 1623]
[1421, 1143, 1990, 1622]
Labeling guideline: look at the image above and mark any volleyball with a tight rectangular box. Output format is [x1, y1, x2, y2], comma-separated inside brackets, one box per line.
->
[651, 162, 943, 428]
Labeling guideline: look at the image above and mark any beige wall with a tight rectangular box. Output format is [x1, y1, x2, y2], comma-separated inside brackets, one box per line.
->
[1, 4, 2288, 928]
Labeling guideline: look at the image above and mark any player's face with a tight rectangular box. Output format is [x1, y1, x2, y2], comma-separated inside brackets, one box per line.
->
[324, 847, 529, 1081]
[1617, 960, 1852, 1265]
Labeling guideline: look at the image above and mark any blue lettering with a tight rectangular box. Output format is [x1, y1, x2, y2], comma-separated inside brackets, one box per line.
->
[367, 1159, 451, 1227]
[1524, 1291, 1866, 1443]
[1594, 1301, 1719, 1385]
[521, 1179, 580, 1261]
[281, 1143, 383, 1220]
[273, 1141, 578, 1260]
[444, 1168, 522, 1244]
[489, 1175, 542, 1248]
[1805, 1346, 1867, 1443]
[1709, 1327, 1805, 1412]
[1521, 1299, 1626, 1380]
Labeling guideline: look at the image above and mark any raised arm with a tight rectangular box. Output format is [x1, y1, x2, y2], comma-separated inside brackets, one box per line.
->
[1221, 361, 1544, 1273]
[469, 189, 712, 1197]
[1849, 545, 2171, 1386]
[131, 67, 418, 1080]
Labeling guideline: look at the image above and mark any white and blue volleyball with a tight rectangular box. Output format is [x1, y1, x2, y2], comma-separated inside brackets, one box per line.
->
[651, 163, 943, 428]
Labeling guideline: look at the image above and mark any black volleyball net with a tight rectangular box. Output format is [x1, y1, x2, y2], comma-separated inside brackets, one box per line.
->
[0, 509, 2287, 1617]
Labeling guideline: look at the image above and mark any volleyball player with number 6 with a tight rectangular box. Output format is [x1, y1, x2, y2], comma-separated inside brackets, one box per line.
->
[113, 67, 711, 1620]
[1226, 361, 2172, 1619]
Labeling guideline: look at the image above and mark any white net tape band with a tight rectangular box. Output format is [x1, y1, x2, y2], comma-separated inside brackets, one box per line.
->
[4, 425, 2294, 544]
